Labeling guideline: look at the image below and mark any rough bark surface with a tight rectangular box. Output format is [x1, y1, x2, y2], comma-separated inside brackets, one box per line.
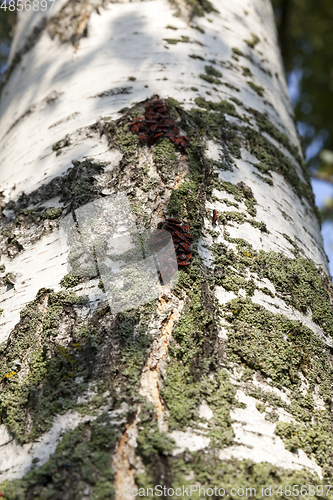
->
[1, 0, 333, 498]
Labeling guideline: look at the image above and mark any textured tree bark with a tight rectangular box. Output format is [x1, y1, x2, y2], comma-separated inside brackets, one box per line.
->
[1, 0, 333, 498]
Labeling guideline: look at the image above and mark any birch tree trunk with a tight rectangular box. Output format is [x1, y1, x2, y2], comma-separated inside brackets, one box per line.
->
[1, 0, 333, 498]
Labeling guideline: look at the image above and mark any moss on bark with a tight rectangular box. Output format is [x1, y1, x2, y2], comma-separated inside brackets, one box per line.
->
[1, 95, 332, 496]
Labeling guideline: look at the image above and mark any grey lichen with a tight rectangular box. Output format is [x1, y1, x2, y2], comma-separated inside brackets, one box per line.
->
[0, 412, 120, 499]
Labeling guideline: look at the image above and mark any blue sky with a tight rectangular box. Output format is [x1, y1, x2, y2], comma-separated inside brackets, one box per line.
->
[311, 179, 333, 276]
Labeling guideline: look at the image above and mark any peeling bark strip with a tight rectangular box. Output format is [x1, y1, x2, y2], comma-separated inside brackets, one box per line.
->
[0, 0, 333, 497]
[139, 294, 184, 428]
[113, 294, 183, 500]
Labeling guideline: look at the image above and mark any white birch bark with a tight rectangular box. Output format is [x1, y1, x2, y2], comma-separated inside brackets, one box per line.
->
[0, 0, 332, 496]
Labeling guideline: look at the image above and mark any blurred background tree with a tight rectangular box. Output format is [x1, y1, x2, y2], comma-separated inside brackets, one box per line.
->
[0, 9, 16, 75]
[272, 0, 333, 223]
[0, 1, 332, 261]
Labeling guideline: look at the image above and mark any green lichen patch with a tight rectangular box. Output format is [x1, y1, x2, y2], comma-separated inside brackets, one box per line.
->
[192, 25, 205, 33]
[212, 238, 333, 337]
[160, 264, 240, 447]
[204, 65, 222, 78]
[104, 96, 220, 232]
[163, 100, 221, 235]
[47, 0, 98, 45]
[230, 97, 242, 106]
[137, 373, 241, 488]
[189, 53, 205, 60]
[281, 233, 304, 256]
[216, 210, 267, 233]
[180, 455, 329, 498]
[240, 123, 314, 207]
[42, 207, 63, 220]
[58, 159, 107, 212]
[162, 351, 239, 440]
[169, 95, 243, 161]
[0, 276, 158, 493]
[275, 420, 333, 472]
[2, 272, 16, 287]
[153, 137, 178, 183]
[194, 97, 240, 119]
[199, 65, 222, 85]
[1, 227, 11, 237]
[260, 286, 275, 297]
[109, 302, 157, 404]
[137, 412, 175, 458]
[52, 134, 70, 156]
[249, 387, 289, 411]
[225, 298, 317, 388]
[0, 280, 157, 445]
[211, 195, 239, 208]
[248, 108, 305, 167]
[135, 403, 176, 487]
[232, 47, 244, 57]
[265, 408, 279, 422]
[222, 293, 333, 475]
[242, 66, 252, 77]
[217, 180, 257, 216]
[59, 272, 80, 289]
[223, 82, 241, 92]
[0, 289, 92, 443]
[1, 159, 106, 257]
[244, 250, 333, 337]
[138, 449, 330, 497]
[245, 34, 260, 49]
[256, 401, 266, 413]
[247, 81, 264, 96]
[168, 177, 205, 239]
[199, 73, 220, 84]
[0, 412, 120, 500]
[213, 263, 256, 296]
[184, 101, 242, 162]
[15, 207, 63, 224]
[180, 0, 218, 18]
[163, 36, 189, 44]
